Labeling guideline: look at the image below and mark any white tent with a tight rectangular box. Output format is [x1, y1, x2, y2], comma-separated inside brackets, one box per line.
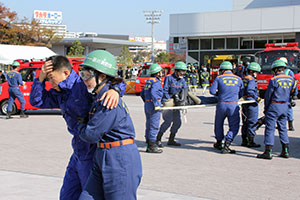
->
[0, 44, 56, 65]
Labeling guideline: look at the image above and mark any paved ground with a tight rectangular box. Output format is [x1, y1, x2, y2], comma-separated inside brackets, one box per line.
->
[1, 93, 300, 200]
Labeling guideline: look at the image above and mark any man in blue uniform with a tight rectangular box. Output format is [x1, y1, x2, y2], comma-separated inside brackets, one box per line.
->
[241, 62, 262, 148]
[210, 61, 244, 153]
[257, 60, 297, 159]
[200, 67, 210, 94]
[279, 57, 297, 131]
[30, 55, 126, 200]
[156, 61, 188, 147]
[6, 61, 28, 119]
[188, 66, 199, 92]
[235, 61, 245, 78]
[141, 63, 163, 153]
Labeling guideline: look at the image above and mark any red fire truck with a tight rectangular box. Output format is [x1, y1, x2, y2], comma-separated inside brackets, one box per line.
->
[0, 58, 83, 115]
[256, 43, 300, 97]
[135, 63, 174, 95]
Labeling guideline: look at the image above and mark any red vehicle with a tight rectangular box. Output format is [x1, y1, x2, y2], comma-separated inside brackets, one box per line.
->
[209, 66, 220, 85]
[135, 63, 174, 94]
[256, 43, 300, 97]
[0, 58, 83, 115]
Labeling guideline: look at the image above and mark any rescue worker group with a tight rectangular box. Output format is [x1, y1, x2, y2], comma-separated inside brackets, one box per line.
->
[5, 50, 298, 199]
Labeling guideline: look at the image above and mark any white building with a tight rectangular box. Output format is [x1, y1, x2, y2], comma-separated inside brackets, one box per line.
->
[33, 10, 66, 38]
[129, 36, 167, 55]
[169, 0, 300, 64]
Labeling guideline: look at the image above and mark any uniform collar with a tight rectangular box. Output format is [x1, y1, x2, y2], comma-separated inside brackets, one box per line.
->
[224, 71, 233, 75]
[277, 72, 285, 76]
[172, 73, 181, 80]
[96, 84, 109, 99]
[155, 76, 162, 82]
[58, 70, 78, 91]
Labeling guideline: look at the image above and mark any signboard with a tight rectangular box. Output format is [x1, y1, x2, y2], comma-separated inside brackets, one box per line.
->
[34, 10, 62, 25]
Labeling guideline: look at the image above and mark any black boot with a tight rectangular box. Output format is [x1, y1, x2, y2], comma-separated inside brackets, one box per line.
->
[221, 141, 236, 154]
[279, 144, 289, 158]
[167, 133, 181, 146]
[257, 145, 273, 159]
[247, 136, 261, 148]
[213, 140, 223, 150]
[20, 110, 28, 118]
[6, 112, 12, 119]
[146, 141, 163, 153]
[156, 132, 164, 148]
[241, 136, 248, 147]
[288, 121, 295, 131]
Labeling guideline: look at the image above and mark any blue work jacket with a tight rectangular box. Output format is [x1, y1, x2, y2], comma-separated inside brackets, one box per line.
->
[162, 73, 187, 103]
[7, 70, 23, 87]
[243, 75, 259, 101]
[210, 71, 244, 102]
[30, 70, 126, 160]
[140, 77, 163, 108]
[78, 84, 135, 143]
[264, 72, 298, 111]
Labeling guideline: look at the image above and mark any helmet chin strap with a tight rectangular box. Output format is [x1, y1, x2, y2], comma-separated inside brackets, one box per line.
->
[91, 71, 109, 95]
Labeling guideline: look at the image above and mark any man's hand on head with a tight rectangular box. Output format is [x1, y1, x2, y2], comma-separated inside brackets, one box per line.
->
[39, 60, 54, 82]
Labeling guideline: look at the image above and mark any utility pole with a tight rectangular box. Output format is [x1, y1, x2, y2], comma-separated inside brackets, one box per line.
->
[143, 10, 162, 62]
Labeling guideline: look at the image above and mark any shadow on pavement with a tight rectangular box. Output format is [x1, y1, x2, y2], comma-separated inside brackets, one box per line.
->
[135, 133, 300, 159]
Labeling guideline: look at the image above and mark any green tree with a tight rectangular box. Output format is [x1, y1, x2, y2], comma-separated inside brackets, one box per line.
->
[133, 54, 145, 64]
[155, 52, 169, 63]
[0, 2, 62, 47]
[169, 52, 186, 63]
[117, 46, 133, 64]
[67, 40, 84, 57]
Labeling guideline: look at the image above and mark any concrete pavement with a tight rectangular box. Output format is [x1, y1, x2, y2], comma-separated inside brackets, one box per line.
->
[1, 94, 300, 199]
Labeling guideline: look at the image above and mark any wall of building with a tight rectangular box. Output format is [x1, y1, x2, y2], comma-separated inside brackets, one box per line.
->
[170, 5, 300, 37]
[233, 0, 300, 10]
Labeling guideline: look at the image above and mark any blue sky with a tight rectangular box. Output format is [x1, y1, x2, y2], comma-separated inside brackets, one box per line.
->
[2, 0, 232, 41]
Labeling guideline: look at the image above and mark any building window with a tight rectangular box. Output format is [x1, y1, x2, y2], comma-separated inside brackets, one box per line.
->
[268, 36, 282, 44]
[188, 52, 199, 63]
[213, 38, 225, 50]
[283, 35, 295, 43]
[227, 38, 238, 49]
[240, 37, 253, 49]
[188, 39, 199, 50]
[254, 37, 267, 49]
[200, 39, 211, 50]
[174, 37, 179, 43]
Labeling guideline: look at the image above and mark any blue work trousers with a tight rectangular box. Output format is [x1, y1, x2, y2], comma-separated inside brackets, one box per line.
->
[7, 87, 25, 112]
[241, 103, 258, 138]
[159, 110, 182, 135]
[79, 144, 142, 200]
[264, 103, 289, 146]
[145, 105, 161, 142]
[214, 102, 240, 142]
[60, 154, 93, 200]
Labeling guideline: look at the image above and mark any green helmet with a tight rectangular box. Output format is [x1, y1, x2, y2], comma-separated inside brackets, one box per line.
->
[246, 62, 250, 66]
[279, 57, 288, 65]
[174, 61, 187, 70]
[272, 60, 287, 69]
[191, 67, 195, 70]
[239, 61, 243, 64]
[12, 61, 20, 67]
[80, 50, 117, 77]
[193, 62, 199, 67]
[187, 63, 192, 67]
[220, 61, 233, 70]
[149, 63, 162, 75]
[247, 62, 261, 72]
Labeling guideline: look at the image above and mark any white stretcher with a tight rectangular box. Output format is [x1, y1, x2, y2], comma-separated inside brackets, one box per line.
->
[155, 100, 257, 111]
